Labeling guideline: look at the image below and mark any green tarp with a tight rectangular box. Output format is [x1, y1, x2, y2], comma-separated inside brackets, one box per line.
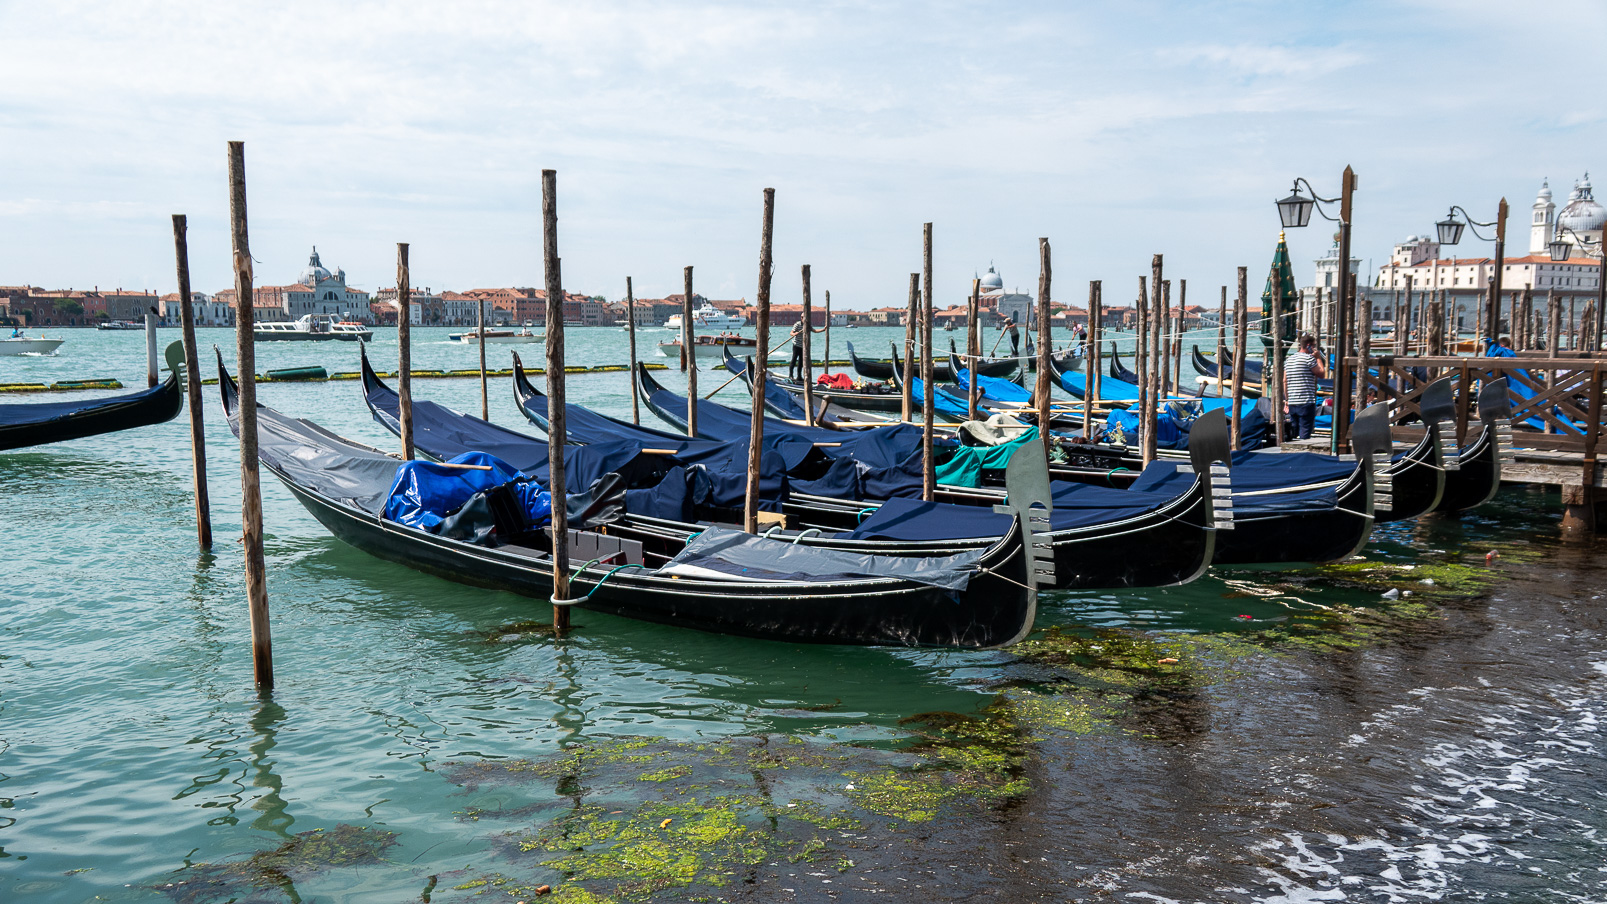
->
[935, 427, 1040, 488]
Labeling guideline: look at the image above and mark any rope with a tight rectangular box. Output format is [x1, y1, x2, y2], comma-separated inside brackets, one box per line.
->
[559, 561, 649, 605]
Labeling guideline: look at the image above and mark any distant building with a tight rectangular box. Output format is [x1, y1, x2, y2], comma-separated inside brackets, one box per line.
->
[973, 264, 1034, 326]
[159, 291, 233, 327]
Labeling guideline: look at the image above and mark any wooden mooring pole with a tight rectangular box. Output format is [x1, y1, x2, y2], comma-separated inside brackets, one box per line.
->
[171, 214, 211, 549]
[801, 264, 815, 426]
[227, 141, 272, 690]
[684, 266, 697, 438]
[921, 223, 936, 501]
[397, 243, 414, 460]
[541, 169, 571, 636]
[1085, 280, 1102, 438]
[1231, 267, 1247, 451]
[967, 277, 981, 422]
[1036, 238, 1052, 466]
[744, 188, 775, 533]
[823, 290, 832, 377]
[626, 277, 640, 425]
[901, 274, 917, 423]
[145, 310, 158, 388]
[1144, 256, 1163, 465]
[477, 295, 489, 420]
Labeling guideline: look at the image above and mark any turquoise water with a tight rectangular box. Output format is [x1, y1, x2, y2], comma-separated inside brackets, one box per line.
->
[2, 328, 1603, 902]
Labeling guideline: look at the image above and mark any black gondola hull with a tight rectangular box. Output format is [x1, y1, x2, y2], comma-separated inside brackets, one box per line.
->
[0, 373, 183, 452]
[1436, 423, 1500, 513]
[1375, 431, 1445, 522]
[1211, 469, 1373, 565]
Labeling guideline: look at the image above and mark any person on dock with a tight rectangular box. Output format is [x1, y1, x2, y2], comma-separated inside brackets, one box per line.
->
[1283, 332, 1327, 441]
[1483, 337, 1516, 358]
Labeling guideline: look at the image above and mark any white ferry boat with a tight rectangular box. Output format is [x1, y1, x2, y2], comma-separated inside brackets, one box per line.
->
[663, 304, 746, 330]
[447, 327, 543, 345]
[255, 314, 373, 342]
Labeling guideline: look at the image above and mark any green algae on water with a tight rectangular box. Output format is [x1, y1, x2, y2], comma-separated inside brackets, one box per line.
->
[154, 824, 398, 904]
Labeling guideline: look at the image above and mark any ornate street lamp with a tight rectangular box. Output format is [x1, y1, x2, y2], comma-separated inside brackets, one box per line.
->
[1277, 167, 1357, 452]
[1550, 223, 1605, 350]
[1433, 201, 1509, 342]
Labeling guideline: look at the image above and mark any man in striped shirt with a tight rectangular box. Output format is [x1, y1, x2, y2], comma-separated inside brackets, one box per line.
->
[1283, 333, 1327, 440]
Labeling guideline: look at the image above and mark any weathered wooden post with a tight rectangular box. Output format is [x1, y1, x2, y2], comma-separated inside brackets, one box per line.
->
[227, 141, 272, 690]
[1231, 267, 1248, 450]
[1401, 279, 1414, 356]
[1549, 291, 1562, 354]
[1216, 284, 1227, 399]
[744, 188, 775, 533]
[801, 264, 815, 425]
[901, 274, 918, 423]
[1173, 279, 1186, 398]
[477, 295, 489, 420]
[921, 223, 936, 501]
[145, 309, 159, 388]
[1157, 279, 1171, 397]
[1136, 277, 1149, 438]
[967, 277, 981, 422]
[1085, 280, 1102, 437]
[1036, 238, 1053, 466]
[823, 290, 832, 377]
[1144, 256, 1163, 465]
[1270, 259, 1285, 446]
[171, 214, 211, 549]
[684, 267, 697, 438]
[626, 277, 640, 424]
[541, 169, 571, 636]
[1313, 287, 1324, 353]
[396, 243, 414, 460]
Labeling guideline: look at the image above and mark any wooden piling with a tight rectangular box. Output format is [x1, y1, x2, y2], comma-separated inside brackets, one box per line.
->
[477, 294, 489, 420]
[145, 311, 159, 388]
[823, 290, 832, 377]
[171, 214, 211, 549]
[1136, 276, 1149, 447]
[967, 277, 981, 422]
[227, 141, 272, 690]
[1173, 280, 1185, 399]
[1231, 267, 1247, 451]
[1270, 261, 1285, 446]
[801, 264, 815, 426]
[1158, 279, 1171, 397]
[626, 277, 640, 424]
[744, 188, 775, 534]
[921, 223, 936, 501]
[541, 169, 570, 637]
[1085, 280, 1102, 438]
[396, 243, 414, 461]
[901, 274, 918, 423]
[1144, 256, 1163, 465]
[1036, 238, 1052, 466]
[1549, 290, 1562, 354]
[683, 267, 697, 438]
[1216, 284, 1227, 404]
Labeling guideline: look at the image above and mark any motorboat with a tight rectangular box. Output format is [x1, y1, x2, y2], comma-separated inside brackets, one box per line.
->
[657, 333, 759, 358]
[664, 304, 746, 330]
[255, 314, 374, 342]
[96, 320, 145, 331]
[0, 333, 65, 356]
[448, 327, 543, 344]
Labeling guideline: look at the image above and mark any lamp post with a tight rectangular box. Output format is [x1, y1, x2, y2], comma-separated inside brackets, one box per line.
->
[1550, 224, 1605, 351]
[1434, 200, 1509, 342]
[1276, 166, 1357, 452]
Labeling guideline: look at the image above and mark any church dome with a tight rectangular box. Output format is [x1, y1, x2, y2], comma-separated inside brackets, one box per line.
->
[1558, 174, 1606, 234]
[298, 247, 332, 285]
[978, 264, 1004, 291]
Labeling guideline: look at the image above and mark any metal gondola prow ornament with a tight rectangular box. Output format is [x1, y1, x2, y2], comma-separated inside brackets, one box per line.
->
[1419, 377, 1460, 472]
[1350, 401, 1394, 513]
[995, 444, 1055, 590]
[1186, 408, 1235, 531]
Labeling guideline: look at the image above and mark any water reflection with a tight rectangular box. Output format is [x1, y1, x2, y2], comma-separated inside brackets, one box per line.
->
[247, 698, 293, 837]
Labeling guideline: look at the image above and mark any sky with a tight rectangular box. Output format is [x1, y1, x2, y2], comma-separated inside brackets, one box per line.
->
[3, 0, 1605, 310]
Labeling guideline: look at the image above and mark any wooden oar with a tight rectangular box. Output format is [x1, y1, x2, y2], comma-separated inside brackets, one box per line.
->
[703, 335, 793, 399]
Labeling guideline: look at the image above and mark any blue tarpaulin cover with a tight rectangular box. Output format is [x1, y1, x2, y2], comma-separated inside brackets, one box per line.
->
[954, 367, 1032, 405]
[382, 451, 553, 532]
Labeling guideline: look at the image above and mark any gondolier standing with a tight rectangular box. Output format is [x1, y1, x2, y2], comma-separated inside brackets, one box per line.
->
[1007, 316, 1022, 359]
[788, 319, 823, 382]
[1283, 332, 1326, 441]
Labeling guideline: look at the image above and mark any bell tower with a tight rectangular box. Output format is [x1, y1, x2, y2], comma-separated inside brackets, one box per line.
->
[1530, 178, 1556, 254]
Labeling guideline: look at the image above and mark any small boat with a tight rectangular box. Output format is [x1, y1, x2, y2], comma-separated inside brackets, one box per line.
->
[255, 314, 373, 342]
[448, 327, 542, 344]
[0, 334, 65, 356]
[846, 340, 1017, 383]
[0, 343, 183, 451]
[227, 355, 1039, 649]
[664, 304, 746, 330]
[96, 320, 145, 331]
[657, 334, 759, 358]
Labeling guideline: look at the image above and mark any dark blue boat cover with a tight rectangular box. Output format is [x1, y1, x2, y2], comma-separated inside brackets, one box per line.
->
[382, 451, 552, 532]
[0, 379, 173, 427]
[1130, 461, 1338, 513]
[663, 526, 984, 592]
[847, 469, 1185, 541]
[907, 377, 973, 419]
[1226, 450, 1357, 491]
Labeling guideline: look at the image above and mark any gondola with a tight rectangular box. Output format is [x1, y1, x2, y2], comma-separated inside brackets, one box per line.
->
[719, 347, 897, 427]
[388, 354, 1221, 590]
[846, 340, 1018, 384]
[226, 355, 1038, 649]
[0, 343, 183, 452]
[1192, 345, 1330, 395]
[1435, 377, 1509, 513]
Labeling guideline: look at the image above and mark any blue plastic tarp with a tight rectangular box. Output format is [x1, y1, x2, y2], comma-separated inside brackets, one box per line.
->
[1129, 461, 1338, 514]
[954, 367, 1032, 404]
[382, 452, 552, 532]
